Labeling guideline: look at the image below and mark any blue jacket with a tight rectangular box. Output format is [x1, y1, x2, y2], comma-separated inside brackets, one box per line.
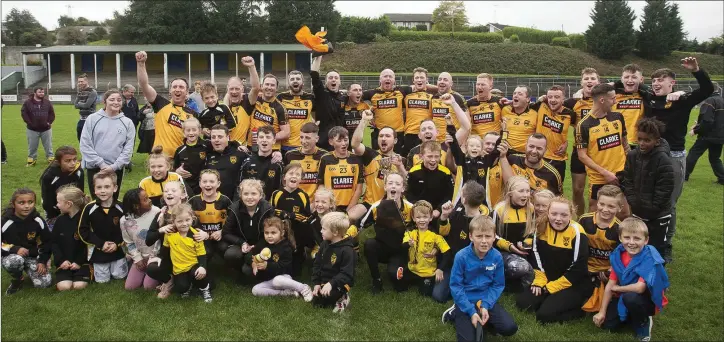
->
[450, 244, 505, 317]
[610, 244, 670, 321]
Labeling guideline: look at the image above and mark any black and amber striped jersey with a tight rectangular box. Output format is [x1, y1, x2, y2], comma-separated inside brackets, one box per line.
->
[532, 102, 575, 161]
[404, 91, 433, 134]
[188, 193, 232, 233]
[575, 112, 627, 185]
[467, 96, 503, 137]
[360, 199, 414, 249]
[486, 163, 504, 210]
[239, 152, 284, 201]
[431, 91, 468, 142]
[449, 136, 498, 206]
[342, 102, 371, 137]
[405, 143, 449, 169]
[173, 139, 209, 195]
[531, 221, 589, 293]
[228, 101, 251, 145]
[614, 90, 644, 145]
[198, 103, 236, 130]
[277, 91, 315, 148]
[317, 152, 364, 207]
[271, 188, 311, 223]
[359, 148, 403, 205]
[363, 86, 414, 132]
[579, 212, 620, 273]
[439, 203, 491, 256]
[492, 202, 531, 252]
[501, 105, 539, 153]
[505, 154, 563, 195]
[242, 96, 287, 149]
[151, 96, 197, 156]
[564, 97, 594, 127]
[205, 146, 249, 200]
[139, 172, 187, 208]
[284, 147, 328, 198]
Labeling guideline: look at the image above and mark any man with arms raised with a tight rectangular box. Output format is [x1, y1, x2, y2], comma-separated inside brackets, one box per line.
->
[224, 77, 251, 147]
[310, 56, 344, 151]
[402, 67, 434, 156]
[431, 72, 468, 143]
[467, 73, 504, 138]
[532, 85, 576, 180]
[241, 56, 290, 151]
[341, 83, 371, 139]
[136, 51, 197, 156]
[278, 70, 315, 153]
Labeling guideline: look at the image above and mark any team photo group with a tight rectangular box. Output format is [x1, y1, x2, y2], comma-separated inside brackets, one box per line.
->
[2, 31, 720, 341]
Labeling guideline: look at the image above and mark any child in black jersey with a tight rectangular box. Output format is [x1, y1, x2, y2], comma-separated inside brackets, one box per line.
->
[173, 117, 207, 195]
[40, 146, 84, 225]
[53, 185, 91, 291]
[197, 82, 236, 136]
[312, 211, 356, 313]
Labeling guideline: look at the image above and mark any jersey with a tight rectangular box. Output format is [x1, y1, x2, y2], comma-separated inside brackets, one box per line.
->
[188, 193, 232, 233]
[283, 147, 328, 198]
[360, 148, 402, 205]
[431, 91, 468, 142]
[277, 91, 315, 148]
[492, 202, 531, 252]
[138, 172, 186, 208]
[197, 103, 236, 130]
[564, 97, 594, 127]
[404, 91, 433, 135]
[228, 101, 251, 144]
[242, 96, 287, 150]
[403, 229, 450, 278]
[575, 112, 628, 185]
[579, 212, 620, 273]
[614, 91, 644, 145]
[163, 227, 206, 275]
[317, 152, 364, 207]
[486, 163, 504, 209]
[205, 146, 249, 200]
[501, 105, 539, 153]
[405, 143, 449, 169]
[506, 154, 563, 195]
[151, 96, 197, 156]
[533, 102, 575, 161]
[342, 102, 371, 137]
[467, 96, 503, 137]
[363, 86, 413, 132]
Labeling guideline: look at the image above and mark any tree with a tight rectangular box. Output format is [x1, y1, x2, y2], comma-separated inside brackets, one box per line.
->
[636, 0, 685, 59]
[584, 0, 636, 59]
[432, 1, 468, 32]
[203, 0, 266, 44]
[3, 8, 54, 46]
[86, 27, 108, 42]
[58, 15, 102, 27]
[110, 0, 210, 44]
[56, 27, 86, 45]
[264, 0, 341, 43]
[337, 16, 391, 43]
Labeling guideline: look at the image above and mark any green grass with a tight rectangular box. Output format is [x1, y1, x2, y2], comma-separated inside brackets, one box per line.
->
[1, 105, 723, 340]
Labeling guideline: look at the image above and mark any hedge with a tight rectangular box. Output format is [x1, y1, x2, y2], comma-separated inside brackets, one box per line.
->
[388, 31, 504, 43]
[501, 27, 567, 45]
[551, 37, 571, 48]
[568, 34, 587, 51]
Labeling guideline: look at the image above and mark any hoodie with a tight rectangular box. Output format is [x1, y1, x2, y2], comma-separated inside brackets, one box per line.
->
[245, 238, 294, 281]
[79, 109, 136, 171]
[21, 96, 55, 132]
[622, 139, 674, 220]
[51, 211, 87, 267]
[40, 163, 84, 219]
[312, 236, 356, 290]
[1, 210, 51, 263]
[221, 199, 275, 247]
[450, 244, 505, 317]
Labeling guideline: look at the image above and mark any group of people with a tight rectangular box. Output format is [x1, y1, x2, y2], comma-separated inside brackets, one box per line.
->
[2, 50, 719, 342]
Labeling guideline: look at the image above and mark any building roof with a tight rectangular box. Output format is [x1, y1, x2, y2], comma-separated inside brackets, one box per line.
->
[22, 44, 311, 54]
[485, 23, 513, 30]
[384, 13, 433, 23]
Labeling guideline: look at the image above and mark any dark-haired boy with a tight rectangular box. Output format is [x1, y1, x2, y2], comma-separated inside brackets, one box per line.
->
[317, 126, 364, 219]
[284, 122, 328, 198]
[239, 125, 283, 201]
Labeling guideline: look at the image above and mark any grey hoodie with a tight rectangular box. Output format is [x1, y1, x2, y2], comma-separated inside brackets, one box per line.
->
[80, 109, 136, 171]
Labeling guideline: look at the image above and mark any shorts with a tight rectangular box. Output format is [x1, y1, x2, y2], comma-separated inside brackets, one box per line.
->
[55, 264, 92, 283]
[361, 202, 373, 211]
[545, 159, 567, 183]
[93, 258, 129, 283]
[570, 150, 586, 174]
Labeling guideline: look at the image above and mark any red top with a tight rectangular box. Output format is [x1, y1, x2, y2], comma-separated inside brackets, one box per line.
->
[609, 250, 668, 311]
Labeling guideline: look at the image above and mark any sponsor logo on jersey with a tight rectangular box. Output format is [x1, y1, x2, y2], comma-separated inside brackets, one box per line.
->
[201, 223, 222, 231]
[473, 112, 494, 124]
[597, 133, 621, 150]
[331, 176, 355, 189]
[377, 98, 398, 109]
[253, 111, 274, 125]
[286, 109, 309, 120]
[345, 119, 361, 130]
[542, 114, 564, 133]
[589, 246, 613, 259]
[432, 107, 449, 118]
[616, 99, 642, 110]
[580, 109, 590, 118]
[407, 99, 430, 108]
[301, 172, 318, 184]
[168, 113, 183, 129]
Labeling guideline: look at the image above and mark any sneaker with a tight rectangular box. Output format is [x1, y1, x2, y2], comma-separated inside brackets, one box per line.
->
[47, 157, 55, 163]
[25, 158, 36, 167]
[300, 284, 314, 302]
[635, 316, 653, 341]
[371, 278, 383, 295]
[442, 304, 456, 324]
[1, 160, 7, 164]
[157, 280, 173, 299]
[332, 293, 350, 313]
[5, 277, 23, 295]
[281, 289, 300, 297]
[396, 267, 404, 280]
[200, 285, 213, 303]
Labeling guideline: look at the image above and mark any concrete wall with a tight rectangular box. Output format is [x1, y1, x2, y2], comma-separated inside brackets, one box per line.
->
[1, 46, 43, 65]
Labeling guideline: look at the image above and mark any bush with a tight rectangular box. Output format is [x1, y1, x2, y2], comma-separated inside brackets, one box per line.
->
[509, 34, 520, 43]
[568, 33, 587, 51]
[467, 25, 488, 33]
[373, 34, 390, 43]
[336, 41, 356, 50]
[551, 37, 571, 48]
[337, 16, 392, 44]
[388, 31, 504, 43]
[502, 27, 566, 44]
[415, 24, 428, 31]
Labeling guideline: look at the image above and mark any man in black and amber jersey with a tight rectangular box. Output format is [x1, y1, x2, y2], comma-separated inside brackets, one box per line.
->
[284, 122, 328, 199]
[310, 56, 345, 151]
[501, 85, 538, 154]
[277, 70, 315, 153]
[614, 64, 646, 147]
[241, 56, 289, 151]
[342, 84, 371, 139]
[575, 84, 630, 213]
[431, 72, 468, 142]
[239, 125, 284, 201]
[204, 125, 249, 200]
[317, 126, 364, 219]
[224, 77, 251, 146]
[349, 110, 408, 220]
[499, 133, 563, 195]
[532, 85, 576, 180]
[467, 73, 503, 137]
[403, 67, 434, 156]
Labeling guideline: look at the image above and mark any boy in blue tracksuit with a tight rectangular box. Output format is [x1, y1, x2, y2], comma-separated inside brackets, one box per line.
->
[443, 215, 518, 342]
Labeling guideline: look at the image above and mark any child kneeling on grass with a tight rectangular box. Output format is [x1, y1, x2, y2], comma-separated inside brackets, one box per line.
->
[163, 203, 212, 302]
[247, 217, 314, 302]
[593, 217, 669, 342]
[53, 185, 91, 291]
[443, 215, 518, 342]
[311, 212, 356, 313]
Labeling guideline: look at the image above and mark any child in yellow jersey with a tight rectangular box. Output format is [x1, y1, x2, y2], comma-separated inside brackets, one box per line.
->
[163, 204, 212, 303]
[189, 170, 232, 266]
[140, 146, 189, 207]
[394, 200, 451, 297]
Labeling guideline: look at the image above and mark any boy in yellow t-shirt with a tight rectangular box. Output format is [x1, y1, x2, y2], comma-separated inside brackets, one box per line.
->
[393, 200, 451, 297]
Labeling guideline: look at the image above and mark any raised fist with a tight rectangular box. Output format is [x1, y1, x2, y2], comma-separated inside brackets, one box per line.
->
[136, 51, 147, 63]
[241, 56, 255, 67]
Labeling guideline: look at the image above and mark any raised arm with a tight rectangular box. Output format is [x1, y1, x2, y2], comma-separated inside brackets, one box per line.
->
[241, 56, 260, 105]
[351, 110, 372, 155]
[135, 51, 157, 104]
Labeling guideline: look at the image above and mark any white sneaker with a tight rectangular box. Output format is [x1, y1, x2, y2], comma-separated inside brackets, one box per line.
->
[300, 285, 314, 302]
[442, 304, 456, 324]
[200, 285, 213, 303]
[281, 289, 299, 297]
[333, 293, 350, 313]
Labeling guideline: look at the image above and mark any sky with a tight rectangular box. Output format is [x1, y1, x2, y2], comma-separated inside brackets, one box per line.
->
[1, 0, 722, 41]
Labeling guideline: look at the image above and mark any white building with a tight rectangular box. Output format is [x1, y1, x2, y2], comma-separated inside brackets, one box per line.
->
[384, 13, 433, 31]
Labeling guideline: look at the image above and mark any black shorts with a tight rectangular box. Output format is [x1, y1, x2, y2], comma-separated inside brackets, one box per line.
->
[546, 159, 567, 183]
[570, 150, 586, 174]
[361, 202, 373, 211]
[55, 264, 91, 283]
